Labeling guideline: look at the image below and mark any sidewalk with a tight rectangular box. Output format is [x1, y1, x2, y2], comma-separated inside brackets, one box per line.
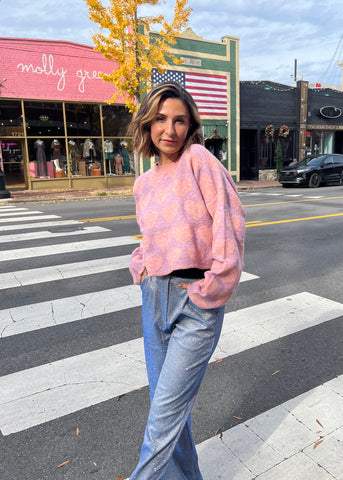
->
[1, 180, 281, 203]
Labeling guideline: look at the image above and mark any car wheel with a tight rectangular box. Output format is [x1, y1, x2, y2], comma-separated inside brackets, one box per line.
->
[308, 173, 321, 188]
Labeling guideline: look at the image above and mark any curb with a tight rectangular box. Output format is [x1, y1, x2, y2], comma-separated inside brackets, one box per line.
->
[1, 184, 282, 204]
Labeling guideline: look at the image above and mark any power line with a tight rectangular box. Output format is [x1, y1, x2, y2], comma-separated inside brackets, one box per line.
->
[321, 32, 343, 84]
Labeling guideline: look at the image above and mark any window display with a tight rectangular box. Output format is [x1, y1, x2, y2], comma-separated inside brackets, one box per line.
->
[104, 137, 133, 175]
[1, 99, 134, 185]
[24, 102, 64, 137]
[65, 104, 101, 137]
[0, 100, 24, 136]
[28, 138, 65, 178]
[102, 105, 131, 137]
[0, 139, 25, 186]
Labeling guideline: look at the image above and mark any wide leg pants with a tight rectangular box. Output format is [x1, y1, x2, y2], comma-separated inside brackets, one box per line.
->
[130, 275, 225, 480]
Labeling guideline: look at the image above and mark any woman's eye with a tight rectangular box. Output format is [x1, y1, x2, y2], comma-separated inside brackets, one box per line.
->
[156, 116, 165, 122]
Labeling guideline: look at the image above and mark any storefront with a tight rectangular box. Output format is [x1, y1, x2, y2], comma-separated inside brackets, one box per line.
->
[0, 37, 134, 190]
[0, 31, 240, 190]
[240, 80, 343, 181]
[159, 28, 240, 181]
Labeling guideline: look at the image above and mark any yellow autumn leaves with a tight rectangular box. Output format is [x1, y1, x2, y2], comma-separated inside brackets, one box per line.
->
[84, 0, 192, 112]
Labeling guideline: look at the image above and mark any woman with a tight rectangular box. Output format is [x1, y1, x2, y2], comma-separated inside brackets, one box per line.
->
[129, 82, 245, 479]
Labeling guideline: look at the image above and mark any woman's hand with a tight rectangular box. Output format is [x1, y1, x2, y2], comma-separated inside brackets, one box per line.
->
[141, 269, 148, 282]
[178, 283, 189, 290]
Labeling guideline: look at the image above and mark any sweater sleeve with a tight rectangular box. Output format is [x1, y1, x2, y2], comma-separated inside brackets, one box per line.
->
[129, 245, 145, 285]
[187, 149, 246, 309]
[129, 181, 146, 284]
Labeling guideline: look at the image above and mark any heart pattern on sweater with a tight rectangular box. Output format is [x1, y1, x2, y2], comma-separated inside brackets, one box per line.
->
[143, 210, 159, 229]
[167, 247, 182, 266]
[197, 225, 212, 246]
[146, 254, 164, 272]
[162, 201, 179, 222]
[155, 229, 170, 251]
[187, 245, 205, 262]
[173, 178, 193, 197]
[172, 224, 194, 244]
[185, 200, 207, 220]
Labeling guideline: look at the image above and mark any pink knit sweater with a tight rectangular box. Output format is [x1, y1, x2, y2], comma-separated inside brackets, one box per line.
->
[129, 144, 246, 309]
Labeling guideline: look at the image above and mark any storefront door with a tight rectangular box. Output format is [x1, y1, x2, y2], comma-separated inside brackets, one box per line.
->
[0, 139, 26, 188]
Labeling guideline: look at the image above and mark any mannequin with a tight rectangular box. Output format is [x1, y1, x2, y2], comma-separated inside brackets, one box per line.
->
[83, 138, 96, 162]
[68, 140, 78, 175]
[34, 139, 47, 177]
[120, 141, 130, 174]
[114, 152, 124, 175]
[104, 139, 114, 174]
[51, 139, 64, 170]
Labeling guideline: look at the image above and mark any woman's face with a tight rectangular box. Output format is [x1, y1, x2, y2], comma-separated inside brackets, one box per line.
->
[150, 97, 191, 165]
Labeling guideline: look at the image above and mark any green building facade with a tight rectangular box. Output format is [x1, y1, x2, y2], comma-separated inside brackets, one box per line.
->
[143, 28, 240, 181]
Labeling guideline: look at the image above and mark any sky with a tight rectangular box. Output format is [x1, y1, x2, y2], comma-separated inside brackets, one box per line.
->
[1, 0, 343, 87]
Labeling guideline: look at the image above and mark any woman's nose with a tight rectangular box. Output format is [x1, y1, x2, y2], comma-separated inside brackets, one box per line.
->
[165, 120, 175, 135]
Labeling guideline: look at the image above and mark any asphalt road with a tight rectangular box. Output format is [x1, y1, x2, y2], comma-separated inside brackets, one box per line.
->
[0, 184, 342, 480]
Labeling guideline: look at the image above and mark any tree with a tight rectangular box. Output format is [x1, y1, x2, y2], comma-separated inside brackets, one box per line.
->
[276, 139, 283, 178]
[84, 0, 192, 113]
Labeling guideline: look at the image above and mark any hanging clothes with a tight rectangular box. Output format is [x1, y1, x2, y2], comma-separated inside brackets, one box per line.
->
[51, 140, 64, 169]
[83, 139, 96, 161]
[120, 141, 130, 174]
[35, 140, 47, 176]
[68, 140, 77, 175]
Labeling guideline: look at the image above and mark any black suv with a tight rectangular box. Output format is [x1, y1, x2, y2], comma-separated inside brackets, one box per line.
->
[279, 154, 343, 188]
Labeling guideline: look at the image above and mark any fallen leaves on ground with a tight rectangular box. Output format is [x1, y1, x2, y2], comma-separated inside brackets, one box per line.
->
[57, 460, 70, 468]
[215, 358, 223, 364]
[117, 476, 125, 480]
[233, 416, 243, 420]
[272, 370, 280, 375]
[76, 427, 80, 436]
[316, 419, 324, 428]
[313, 439, 324, 449]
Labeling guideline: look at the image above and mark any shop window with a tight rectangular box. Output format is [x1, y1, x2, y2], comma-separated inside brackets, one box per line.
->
[66, 138, 103, 177]
[259, 130, 294, 168]
[0, 100, 24, 136]
[104, 137, 133, 175]
[65, 104, 101, 137]
[0, 139, 25, 186]
[27, 138, 66, 178]
[102, 105, 132, 137]
[24, 101, 64, 137]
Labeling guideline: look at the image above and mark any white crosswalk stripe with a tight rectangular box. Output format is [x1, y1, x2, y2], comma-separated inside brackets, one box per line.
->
[0, 214, 60, 223]
[0, 271, 258, 336]
[0, 225, 110, 243]
[1, 292, 342, 435]
[0, 210, 50, 217]
[0, 255, 259, 289]
[0, 219, 82, 232]
[0, 206, 341, 479]
[0, 254, 132, 288]
[0, 235, 139, 261]
[197, 374, 343, 479]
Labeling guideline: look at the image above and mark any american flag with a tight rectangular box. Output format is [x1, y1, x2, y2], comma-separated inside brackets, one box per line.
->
[151, 69, 228, 117]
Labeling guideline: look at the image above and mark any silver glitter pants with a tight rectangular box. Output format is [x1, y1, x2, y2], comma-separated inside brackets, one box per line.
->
[130, 274, 225, 480]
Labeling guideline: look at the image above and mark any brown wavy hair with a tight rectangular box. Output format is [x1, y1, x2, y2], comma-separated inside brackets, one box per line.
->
[128, 81, 203, 158]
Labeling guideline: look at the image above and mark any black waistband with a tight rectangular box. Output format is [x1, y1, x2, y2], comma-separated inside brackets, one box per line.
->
[170, 268, 207, 279]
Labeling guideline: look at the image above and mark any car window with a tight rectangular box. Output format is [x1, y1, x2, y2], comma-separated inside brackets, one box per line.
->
[307, 156, 325, 166]
[323, 156, 334, 165]
[333, 155, 343, 164]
